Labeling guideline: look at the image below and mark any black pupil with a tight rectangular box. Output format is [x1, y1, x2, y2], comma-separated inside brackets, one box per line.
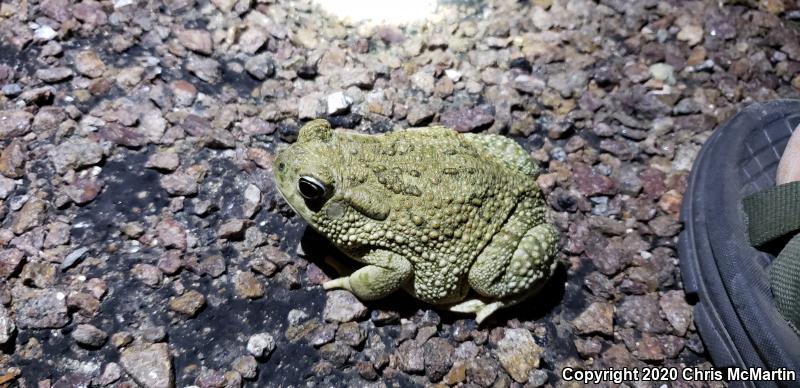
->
[299, 178, 324, 199]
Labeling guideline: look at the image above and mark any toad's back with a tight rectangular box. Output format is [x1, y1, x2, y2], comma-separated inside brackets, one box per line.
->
[323, 126, 542, 302]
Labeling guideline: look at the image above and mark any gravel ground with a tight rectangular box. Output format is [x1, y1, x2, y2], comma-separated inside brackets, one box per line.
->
[0, 0, 799, 386]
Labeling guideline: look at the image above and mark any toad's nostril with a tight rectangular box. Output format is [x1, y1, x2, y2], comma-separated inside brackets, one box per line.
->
[278, 162, 286, 172]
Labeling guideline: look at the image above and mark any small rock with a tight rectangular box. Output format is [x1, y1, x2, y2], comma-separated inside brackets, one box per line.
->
[396, 340, 425, 373]
[326, 92, 352, 115]
[133, 264, 163, 288]
[111, 331, 134, 348]
[635, 333, 666, 361]
[512, 74, 546, 94]
[340, 69, 375, 89]
[141, 325, 167, 343]
[424, 337, 455, 382]
[19, 86, 56, 105]
[0, 140, 26, 178]
[63, 177, 104, 204]
[298, 94, 324, 120]
[185, 255, 226, 278]
[432, 75, 453, 96]
[411, 69, 435, 94]
[34, 25, 58, 41]
[659, 189, 683, 216]
[20, 262, 57, 288]
[120, 343, 174, 388]
[170, 80, 197, 107]
[649, 215, 681, 237]
[160, 171, 198, 196]
[574, 337, 603, 358]
[36, 67, 74, 83]
[323, 290, 368, 322]
[176, 28, 213, 55]
[572, 302, 614, 336]
[494, 328, 543, 383]
[249, 257, 277, 277]
[13, 286, 69, 329]
[1, 84, 21, 97]
[146, 150, 180, 171]
[529, 369, 548, 387]
[74, 50, 106, 78]
[440, 105, 495, 133]
[649, 63, 675, 85]
[247, 332, 275, 357]
[218, 219, 248, 240]
[12, 198, 46, 235]
[760, 0, 785, 14]
[572, 163, 616, 196]
[356, 360, 378, 380]
[112, 217, 138, 240]
[66, 291, 100, 316]
[186, 56, 221, 83]
[308, 323, 337, 347]
[232, 355, 258, 379]
[407, 103, 436, 126]
[71, 324, 108, 347]
[241, 118, 275, 137]
[169, 290, 205, 317]
[659, 290, 692, 336]
[85, 278, 107, 300]
[233, 271, 264, 299]
[244, 54, 275, 80]
[0, 177, 16, 201]
[640, 168, 666, 200]
[0, 110, 33, 140]
[72, 0, 107, 25]
[61, 247, 89, 271]
[0, 305, 15, 344]
[194, 368, 226, 387]
[616, 293, 668, 333]
[677, 25, 704, 46]
[319, 342, 353, 366]
[49, 137, 104, 173]
[100, 123, 146, 147]
[466, 357, 499, 386]
[239, 27, 268, 54]
[292, 28, 318, 49]
[287, 309, 308, 325]
[113, 66, 144, 89]
[99, 362, 122, 385]
[335, 321, 366, 347]
[444, 361, 467, 385]
[0, 248, 24, 278]
[243, 184, 261, 218]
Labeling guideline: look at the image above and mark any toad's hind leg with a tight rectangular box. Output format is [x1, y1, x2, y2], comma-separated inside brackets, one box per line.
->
[323, 250, 412, 301]
[452, 211, 558, 323]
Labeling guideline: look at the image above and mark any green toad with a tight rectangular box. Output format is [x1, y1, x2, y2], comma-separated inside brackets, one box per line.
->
[273, 119, 558, 322]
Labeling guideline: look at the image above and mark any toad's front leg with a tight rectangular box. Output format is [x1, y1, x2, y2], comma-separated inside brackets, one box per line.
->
[323, 249, 412, 300]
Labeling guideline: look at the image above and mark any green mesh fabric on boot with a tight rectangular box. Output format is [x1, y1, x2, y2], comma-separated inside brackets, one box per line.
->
[770, 234, 800, 333]
[744, 181, 800, 333]
[744, 181, 800, 247]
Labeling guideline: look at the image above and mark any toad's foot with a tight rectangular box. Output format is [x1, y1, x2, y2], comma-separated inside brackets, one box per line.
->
[449, 299, 503, 324]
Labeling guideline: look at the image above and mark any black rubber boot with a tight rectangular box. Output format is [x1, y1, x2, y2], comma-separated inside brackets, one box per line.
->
[679, 100, 800, 388]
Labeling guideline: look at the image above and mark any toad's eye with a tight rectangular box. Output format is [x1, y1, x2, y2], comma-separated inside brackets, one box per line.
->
[298, 176, 328, 200]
